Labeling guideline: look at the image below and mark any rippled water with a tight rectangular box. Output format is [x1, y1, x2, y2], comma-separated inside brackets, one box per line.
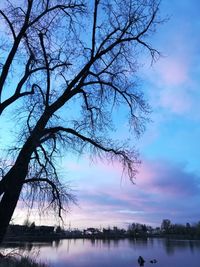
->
[2, 238, 200, 267]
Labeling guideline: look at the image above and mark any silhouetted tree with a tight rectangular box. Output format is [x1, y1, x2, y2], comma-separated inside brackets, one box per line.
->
[0, 0, 161, 243]
[128, 222, 149, 237]
[23, 218, 31, 228]
[29, 222, 36, 231]
[161, 219, 171, 234]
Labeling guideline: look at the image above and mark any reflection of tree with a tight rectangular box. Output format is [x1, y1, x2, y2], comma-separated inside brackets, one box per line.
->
[163, 239, 175, 255]
[189, 241, 194, 254]
[88, 238, 120, 249]
[66, 239, 72, 254]
[128, 237, 149, 249]
[53, 239, 61, 249]
[90, 238, 95, 246]
[162, 239, 200, 255]
[113, 239, 119, 248]
[102, 239, 111, 250]
[149, 238, 154, 247]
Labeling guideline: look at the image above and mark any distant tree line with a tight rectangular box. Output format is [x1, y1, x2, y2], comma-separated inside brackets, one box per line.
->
[5, 219, 200, 242]
[161, 219, 200, 238]
[127, 222, 152, 238]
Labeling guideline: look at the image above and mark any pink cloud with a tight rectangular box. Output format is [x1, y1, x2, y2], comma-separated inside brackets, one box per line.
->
[136, 159, 199, 197]
[13, 157, 200, 228]
[142, 28, 200, 116]
[148, 56, 194, 115]
[157, 58, 188, 86]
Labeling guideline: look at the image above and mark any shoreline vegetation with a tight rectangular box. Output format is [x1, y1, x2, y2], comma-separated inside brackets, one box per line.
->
[2, 219, 200, 243]
[0, 255, 47, 267]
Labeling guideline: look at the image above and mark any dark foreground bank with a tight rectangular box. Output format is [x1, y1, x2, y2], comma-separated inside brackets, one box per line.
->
[0, 255, 48, 267]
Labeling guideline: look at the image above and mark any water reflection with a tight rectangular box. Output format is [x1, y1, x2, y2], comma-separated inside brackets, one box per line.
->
[128, 238, 150, 248]
[2, 238, 200, 253]
[1, 238, 200, 267]
[163, 238, 200, 255]
[1, 241, 53, 250]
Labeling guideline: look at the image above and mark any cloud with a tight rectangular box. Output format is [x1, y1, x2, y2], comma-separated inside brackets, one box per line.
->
[159, 86, 192, 115]
[141, 1, 200, 118]
[137, 159, 200, 197]
[13, 157, 200, 228]
[145, 54, 196, 116]
[62, 158, 200, 227]
[156, 58, 188, 86]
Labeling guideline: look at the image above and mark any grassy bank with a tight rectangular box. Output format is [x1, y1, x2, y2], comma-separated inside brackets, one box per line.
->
[0, 256, 48, 267]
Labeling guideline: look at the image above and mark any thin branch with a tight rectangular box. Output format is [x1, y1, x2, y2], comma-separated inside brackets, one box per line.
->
[43, 126, 128, 158]
[23, 177, 63, 217]
[28, 3, 85, 27]
[0, 1, 33, 101]
[0, 87, 34, 115]
[0, 10, 16, 39]
[91, 0, 99, 58]
[39, 32, 51, 106]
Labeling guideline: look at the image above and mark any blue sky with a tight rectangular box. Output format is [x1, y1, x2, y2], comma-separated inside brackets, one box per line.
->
[9, 0, 200, 228]
[139, 0, 200, 172]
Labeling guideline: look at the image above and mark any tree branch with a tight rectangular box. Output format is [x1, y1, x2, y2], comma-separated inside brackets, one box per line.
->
[28, 3, 85, 27]
[91, 0, 99, 58]
[39, 32, 51, 106]
[41, 126, 138, 180]
[0, 10, 16, 39]
[23, 177, 63, 217]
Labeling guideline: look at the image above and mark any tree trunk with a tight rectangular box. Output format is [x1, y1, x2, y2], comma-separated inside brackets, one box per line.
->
[0, 181, 23, 243]
[0, 153, 31, 243]
[0, 111, 52, 243]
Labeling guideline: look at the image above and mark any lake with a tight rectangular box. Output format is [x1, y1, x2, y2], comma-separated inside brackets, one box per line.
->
[1, 238, 200, 267]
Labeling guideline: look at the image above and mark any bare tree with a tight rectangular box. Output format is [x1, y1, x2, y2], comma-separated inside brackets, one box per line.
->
[0, 0, 160, 243]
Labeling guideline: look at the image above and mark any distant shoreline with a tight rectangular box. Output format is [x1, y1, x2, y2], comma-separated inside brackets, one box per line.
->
[2, 234, 200, 246]
[3, 221, 200, 245]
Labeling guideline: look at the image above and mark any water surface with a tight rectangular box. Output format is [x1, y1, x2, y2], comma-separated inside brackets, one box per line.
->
[2, 238, 200, 267]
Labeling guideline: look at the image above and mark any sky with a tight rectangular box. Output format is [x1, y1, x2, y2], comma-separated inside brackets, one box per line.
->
[5, 0, 200, 229]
